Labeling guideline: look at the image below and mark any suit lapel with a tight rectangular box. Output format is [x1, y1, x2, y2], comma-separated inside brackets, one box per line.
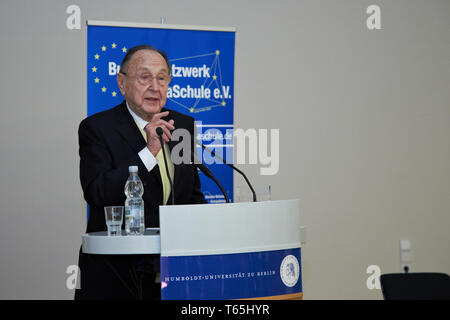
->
[115, 102, 146, 153]
[114, 101, 163, 187]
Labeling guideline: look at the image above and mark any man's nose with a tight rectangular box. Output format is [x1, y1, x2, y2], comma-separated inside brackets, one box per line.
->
[148, 76, 160, 90]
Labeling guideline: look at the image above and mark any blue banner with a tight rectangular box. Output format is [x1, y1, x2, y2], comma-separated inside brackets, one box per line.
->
[87, 23, 235, 203]
[161, 248, 302, 300]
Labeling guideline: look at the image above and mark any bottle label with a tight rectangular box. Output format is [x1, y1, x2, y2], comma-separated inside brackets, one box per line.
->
[125, 207, 133, 222]
[130, 207, 139, 221]
[125, 206, 141, 226]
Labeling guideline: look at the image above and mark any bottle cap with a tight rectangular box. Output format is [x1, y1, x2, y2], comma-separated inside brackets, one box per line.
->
[129, 166, 138, 173]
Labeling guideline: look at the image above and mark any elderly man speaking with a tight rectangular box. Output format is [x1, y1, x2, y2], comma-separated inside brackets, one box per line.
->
[75, 45, 206, 300]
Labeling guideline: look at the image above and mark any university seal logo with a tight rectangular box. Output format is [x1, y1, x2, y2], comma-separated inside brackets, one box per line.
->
[280, 255, 300, 287]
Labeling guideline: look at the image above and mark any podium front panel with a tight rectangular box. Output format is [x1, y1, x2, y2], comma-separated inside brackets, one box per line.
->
[159, 199, 302, 300]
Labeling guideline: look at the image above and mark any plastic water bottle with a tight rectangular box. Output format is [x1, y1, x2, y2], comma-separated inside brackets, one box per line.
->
[124, 166, 145, 235]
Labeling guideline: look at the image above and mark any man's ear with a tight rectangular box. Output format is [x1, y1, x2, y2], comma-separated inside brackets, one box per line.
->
[117, 73, 125, 95]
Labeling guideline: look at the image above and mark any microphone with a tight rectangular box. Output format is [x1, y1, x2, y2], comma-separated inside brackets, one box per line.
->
[196, 140, 257, 202]
[194, 162, 230, 203]
[156, 127, 175, 205]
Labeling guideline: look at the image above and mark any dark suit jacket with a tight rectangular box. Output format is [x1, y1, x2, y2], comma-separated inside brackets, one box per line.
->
[79, 100, 206, 232]
[75, 101, 206, 299]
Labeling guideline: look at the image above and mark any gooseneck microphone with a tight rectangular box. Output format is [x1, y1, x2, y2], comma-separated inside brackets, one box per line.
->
[196, 141, 257, 202]
[194, 161, 230, 203]
[156, 127, 175, 205]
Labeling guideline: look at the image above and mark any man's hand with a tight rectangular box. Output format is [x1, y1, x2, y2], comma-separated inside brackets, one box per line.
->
[144, 111, 175, 156]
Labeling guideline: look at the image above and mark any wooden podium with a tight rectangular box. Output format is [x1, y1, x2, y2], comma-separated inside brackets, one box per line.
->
[159, 199, 303, 300]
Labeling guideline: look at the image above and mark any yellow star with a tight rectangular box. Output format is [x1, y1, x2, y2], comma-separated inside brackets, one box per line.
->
[101, 87, 107, 92]
[92, 66, 97, 72]
[122, 47, 127, 53]
[112, 43, 117, 49]
[221, 101, 226, 106]
[190, 108, 194, 113]
[216, 50, 220, 55]
[112, 91, 117, 97]
[213, 75, 217, 80]
[94, 77, 100, 83]
[94, 54, 100, 60]
[101, 46, 107, 51]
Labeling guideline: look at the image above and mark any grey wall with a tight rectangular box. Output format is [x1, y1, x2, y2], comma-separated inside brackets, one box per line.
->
[0, 0, 449, 299]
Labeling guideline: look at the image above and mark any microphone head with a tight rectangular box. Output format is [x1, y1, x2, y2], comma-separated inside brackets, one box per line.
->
[156, 127, 164, 136]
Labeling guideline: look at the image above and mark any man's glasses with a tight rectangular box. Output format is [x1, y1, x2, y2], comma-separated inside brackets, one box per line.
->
[120, 71, 171, 86]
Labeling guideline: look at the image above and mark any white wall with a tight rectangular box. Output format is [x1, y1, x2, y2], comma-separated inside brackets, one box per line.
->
[0, 0, 448, 299]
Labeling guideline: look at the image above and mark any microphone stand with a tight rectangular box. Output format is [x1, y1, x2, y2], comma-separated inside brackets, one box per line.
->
[196, 141, 257, 202]
[194, 162, 230, 203]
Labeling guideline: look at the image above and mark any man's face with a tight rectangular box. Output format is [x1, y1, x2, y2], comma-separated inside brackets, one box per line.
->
[117, 50, 171, 121]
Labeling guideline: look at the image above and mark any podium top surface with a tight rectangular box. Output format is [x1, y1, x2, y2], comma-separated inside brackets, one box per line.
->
[81, 199, 302, 257]
[82, 228, 160, 255]
[160, 199, 301, 257]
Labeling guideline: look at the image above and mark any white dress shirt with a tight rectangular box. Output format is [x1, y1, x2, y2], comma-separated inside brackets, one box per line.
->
[126, 102, 158, 172]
